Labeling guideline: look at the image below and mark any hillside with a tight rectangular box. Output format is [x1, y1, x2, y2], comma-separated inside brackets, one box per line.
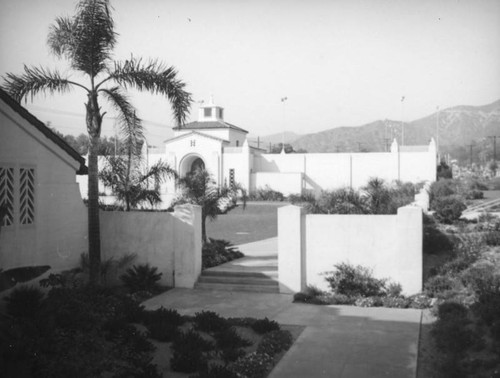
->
[288, 100, 500, 158]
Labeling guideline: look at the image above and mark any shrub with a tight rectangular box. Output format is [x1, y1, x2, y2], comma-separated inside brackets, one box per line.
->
[472, 291, 500, 326]
[432, 195, 467, 224]
[144, 308, 183, 342]
[424, 275, 457, 297]
[423, 223, 455, 255]
[249, 186, 285, 201]
[385, 282, 403, 297]
[381, 296, 410, 308]
[484, 231, 500, 246]
[230, 352, 274, 378]
[215, 327, 252, 350]
[432, 302, 474, 355]
[465, 190, 484, 200]
[4, 286, 44, 318]
[324, 263, 387, 297]
[355, 296, 384, 307]
[120, 264, 162, 293]
[202, 239, 243, 269]
[194, 310, 229, 333]
[316, 188, 368, 214]
[251, 317, 280, 334]
[256, 330, 293, 357]
[170, 329, 215, 373]
[437, 301, 468, 321]
[196, 364, 239, 378]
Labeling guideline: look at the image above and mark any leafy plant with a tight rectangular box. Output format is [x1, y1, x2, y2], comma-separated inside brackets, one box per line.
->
[215, 327, 251, 362]
[230, 352, 273, 378]
[120, 263, 162, 293]
[170, 329, 214, 373]
[4, 286, 44, 318]
[202, 239, 244, 269]
[143, 307, 183, 342]
[432, 195, 467, 224]
[249, 186, 285, 201]
[324, 263, 387, 297]
[194, 310, 229, 333]
[256, 330, 293, 357]
[196, 364, 239, 378]
[251, 317, 280, 334]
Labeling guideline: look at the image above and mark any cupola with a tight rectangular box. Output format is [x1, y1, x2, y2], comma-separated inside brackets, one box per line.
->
[198, 97, 224, 122]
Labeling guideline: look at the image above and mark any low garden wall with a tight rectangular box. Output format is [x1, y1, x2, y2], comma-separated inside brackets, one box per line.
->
[100, 204, 202, 288]
[278, 205, 423, 295]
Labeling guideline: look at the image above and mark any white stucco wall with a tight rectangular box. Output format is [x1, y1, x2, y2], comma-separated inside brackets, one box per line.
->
[251, 172, 303, 195]
[0, 101, 87, 271]
[278, 205, 423, 295]
[99, 204, 202, 288]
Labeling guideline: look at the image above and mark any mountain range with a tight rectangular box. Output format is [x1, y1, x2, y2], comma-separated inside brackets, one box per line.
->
[256, 100, 500, 161]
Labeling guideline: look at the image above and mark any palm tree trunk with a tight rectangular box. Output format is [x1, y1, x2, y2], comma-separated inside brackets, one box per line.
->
[87, 136, 102, 284]
[202, 213, 208, 245]
[86, 92, 102, 285]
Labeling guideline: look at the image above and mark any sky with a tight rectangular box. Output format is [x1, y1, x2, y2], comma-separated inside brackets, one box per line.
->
[1, 0, 499, 146]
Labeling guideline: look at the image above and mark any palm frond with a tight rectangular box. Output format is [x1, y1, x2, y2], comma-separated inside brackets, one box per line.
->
[47, 16, 75, 58]
[48, 0, 116, 76]
[99, 86, 144, 155]
[138, 160, 177, 184]
[107, 57, 191, 125]
[2, 65, 75, 103]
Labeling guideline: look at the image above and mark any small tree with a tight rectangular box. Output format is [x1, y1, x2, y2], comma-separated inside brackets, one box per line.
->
[173, 169, 245, 244]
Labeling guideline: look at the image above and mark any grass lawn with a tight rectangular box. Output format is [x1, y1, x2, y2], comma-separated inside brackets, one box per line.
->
[206, 202, 289, 245]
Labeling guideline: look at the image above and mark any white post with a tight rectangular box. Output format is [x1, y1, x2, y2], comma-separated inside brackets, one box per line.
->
[278, 205, 306, 294]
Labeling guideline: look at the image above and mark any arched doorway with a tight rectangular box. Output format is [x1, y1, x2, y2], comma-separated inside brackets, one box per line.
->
[179, 154, 206, 177]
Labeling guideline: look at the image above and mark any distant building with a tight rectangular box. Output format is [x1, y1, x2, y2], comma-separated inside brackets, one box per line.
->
[78, 99, 438, 206]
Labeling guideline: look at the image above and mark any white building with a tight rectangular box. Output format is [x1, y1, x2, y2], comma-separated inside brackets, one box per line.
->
[79, 99, 437, 206]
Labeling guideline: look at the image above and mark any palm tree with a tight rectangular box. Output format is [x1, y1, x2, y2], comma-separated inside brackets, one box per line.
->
[99, 153, 177, 211]
[1, 0, 191, 284]
[173, 169, 245, 244]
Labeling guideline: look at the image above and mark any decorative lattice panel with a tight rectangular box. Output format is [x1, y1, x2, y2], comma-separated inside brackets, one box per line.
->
[0, 166, 15, 226]
[19, 168, 35, 225]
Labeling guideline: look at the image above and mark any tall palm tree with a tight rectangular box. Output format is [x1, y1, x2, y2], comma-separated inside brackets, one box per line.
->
[173, 169, 245, 244]
[2, 0, 191, 284]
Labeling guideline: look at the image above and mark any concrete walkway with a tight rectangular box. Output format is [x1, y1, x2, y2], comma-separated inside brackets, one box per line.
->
[143, 290, 422, 378]
[207, 237, 278, 275]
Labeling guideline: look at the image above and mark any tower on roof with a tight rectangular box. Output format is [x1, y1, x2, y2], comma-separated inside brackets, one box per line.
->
[198, 97, 224, 122]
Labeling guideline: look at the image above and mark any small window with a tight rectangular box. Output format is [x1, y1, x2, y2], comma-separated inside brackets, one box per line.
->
[219, 108, 224, 119]
[204, 108, 212, 117]
[0, 166, 15, 226]
[19, 168, 35, 225]
[236, 141, 239, 147]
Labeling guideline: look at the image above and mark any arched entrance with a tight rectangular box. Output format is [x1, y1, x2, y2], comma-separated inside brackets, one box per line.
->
[179, 154, 206, 177]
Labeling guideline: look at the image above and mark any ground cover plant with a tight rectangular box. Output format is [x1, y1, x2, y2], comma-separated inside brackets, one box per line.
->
[0, 280, 301, 378]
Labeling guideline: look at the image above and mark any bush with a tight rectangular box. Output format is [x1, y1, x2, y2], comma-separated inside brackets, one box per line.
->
[194, 310, 229, 333]
[437, 302, 469, 321]
[215, 327, 252, 362]
[432, 195, 467, 224]
[202, 239, 243, 269]
[432, 302, 474, 355]
[251, 317, 280, 334]
[465, 190, 484, 200]
[4, 286, 44, 318]
[196, 364, 239, 378]
[256, 330, 293, 357]
[230, 352, 274, 378]
[324, 263, 387, 297]
[355, 296, 384, 307]
[120, 264, 162, 293]
[144, 308, 183, 342]
[424, 275, 457, 297]
[170, 329, 215, 373]
[249, 186, 285, 201]
[473, 291, 500, 326]
[484, 231, 500, 246]
[381, 296, 410, 308]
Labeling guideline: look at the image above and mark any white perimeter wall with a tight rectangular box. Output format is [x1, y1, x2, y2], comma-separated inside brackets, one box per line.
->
[252, 141, 436, 194]
[99, 204, 202, 288]
[278, 205, 422, 295]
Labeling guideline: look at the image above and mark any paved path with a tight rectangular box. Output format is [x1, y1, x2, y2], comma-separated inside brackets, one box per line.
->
[144, 284, 421, 377]
[143, 238, 422, 377]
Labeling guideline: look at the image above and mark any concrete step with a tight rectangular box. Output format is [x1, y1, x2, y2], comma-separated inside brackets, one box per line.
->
[198, 275, 278, 286]
[195, 282, 279, 293]
[202, 269, 278, 279]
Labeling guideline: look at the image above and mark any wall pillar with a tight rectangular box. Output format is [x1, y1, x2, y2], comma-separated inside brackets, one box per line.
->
[396, 206, 423, 295]
[173, 204, 202, 288]
[278, 205, 306, 293]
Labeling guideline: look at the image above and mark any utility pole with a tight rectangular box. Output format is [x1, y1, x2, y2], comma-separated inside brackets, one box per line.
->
[488, 136, 499, 161]
[384, 138, 390, 152]
[436, 106, 440, 157]
[401, 96, 405, 145]
[467, 144, 473, 167]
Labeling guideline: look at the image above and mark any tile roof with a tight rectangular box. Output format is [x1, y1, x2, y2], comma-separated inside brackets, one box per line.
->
[173, 120, 248, 134]
[0, 88, 87, 174]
